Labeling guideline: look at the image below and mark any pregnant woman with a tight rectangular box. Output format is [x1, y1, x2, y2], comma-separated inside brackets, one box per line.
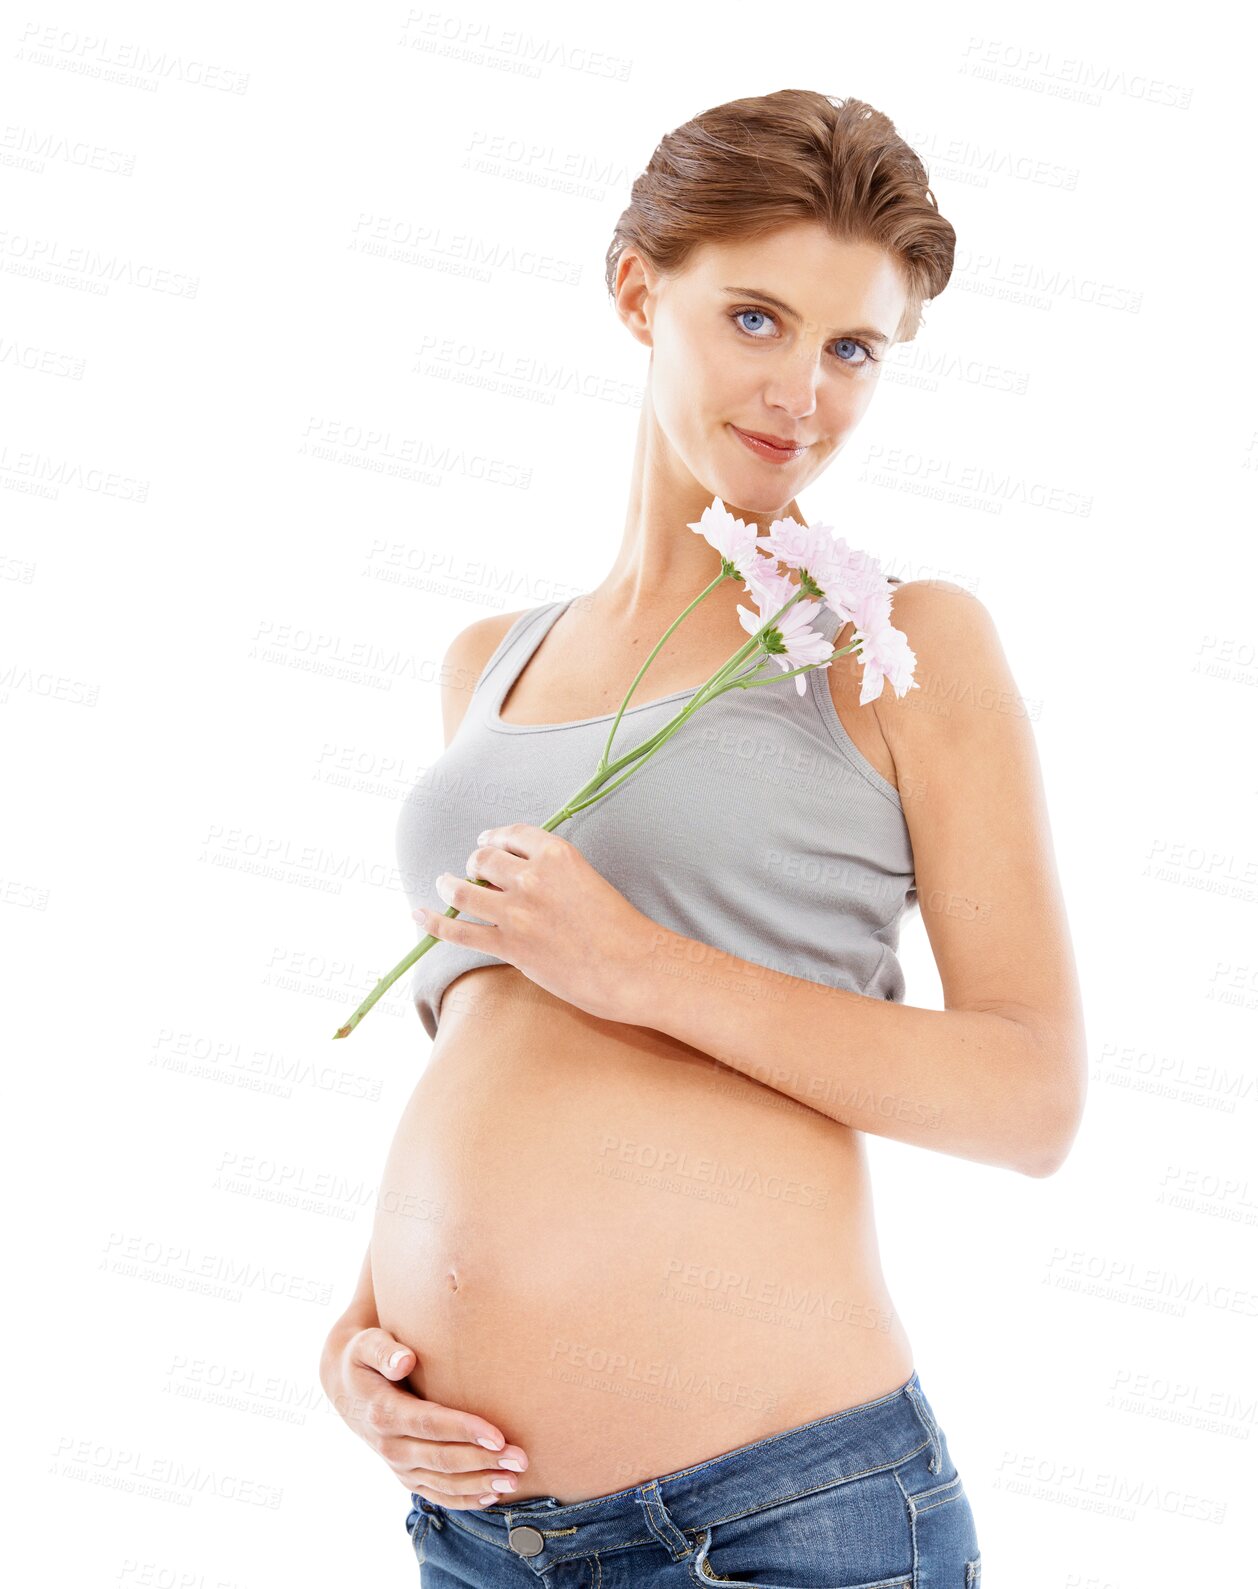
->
[320, 90, 1086, 1586]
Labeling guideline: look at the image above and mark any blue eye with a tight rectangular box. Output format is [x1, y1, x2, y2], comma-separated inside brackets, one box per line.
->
[832, 336, 872, 365]
[734, 308, 774, 337]
[730, 307, 877, 366]
[730, 308, 771, 340]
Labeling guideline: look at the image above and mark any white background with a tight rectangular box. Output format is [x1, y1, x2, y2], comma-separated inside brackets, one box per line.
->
[4, 2, 1255, 1584]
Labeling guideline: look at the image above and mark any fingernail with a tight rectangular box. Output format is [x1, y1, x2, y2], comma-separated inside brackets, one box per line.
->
[491, 1477, 515, 1492]
[388, 1349, 408, 1369]
[477, 1436, 503, 1451]
[497, 1458, 524, 1471]
[478, 1493, 498, 1506]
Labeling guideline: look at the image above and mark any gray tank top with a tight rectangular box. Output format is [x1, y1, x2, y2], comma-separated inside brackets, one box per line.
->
[396, 597, 918, 1040]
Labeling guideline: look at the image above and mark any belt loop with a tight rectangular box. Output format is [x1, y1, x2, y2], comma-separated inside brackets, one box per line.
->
[905, 1381, 943, 1475]
[416, 1495, 445, 1529]
[636, 1479, 690, 1560]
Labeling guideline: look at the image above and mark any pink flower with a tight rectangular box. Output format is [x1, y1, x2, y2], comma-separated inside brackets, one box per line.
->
[758, 514, 887, 620]
[736, 570, 834, 697]
[756, 511, 917, 703]
[852, 610, 918, 704]
[687, 497, 767, 581]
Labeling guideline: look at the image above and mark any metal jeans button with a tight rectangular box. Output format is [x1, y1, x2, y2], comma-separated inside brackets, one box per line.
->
[508, 1524, 546, 1557]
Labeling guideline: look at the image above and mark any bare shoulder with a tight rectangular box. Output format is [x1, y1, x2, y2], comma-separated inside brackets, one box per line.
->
[884, 574, 994, 646]
[439, 606, 532, 747]
[871, 578, 1011, 753]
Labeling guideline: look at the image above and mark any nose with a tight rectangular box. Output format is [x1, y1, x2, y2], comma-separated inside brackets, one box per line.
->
[761, 349, 822, 420]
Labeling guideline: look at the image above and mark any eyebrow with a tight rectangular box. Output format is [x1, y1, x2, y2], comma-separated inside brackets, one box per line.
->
[720, 286, 891, 348]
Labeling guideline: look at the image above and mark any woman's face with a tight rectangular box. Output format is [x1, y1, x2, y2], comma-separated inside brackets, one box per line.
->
[626, 221, 909, 516]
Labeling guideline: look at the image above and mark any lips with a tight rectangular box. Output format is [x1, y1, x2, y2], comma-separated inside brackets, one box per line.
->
[729, 424, 810, 464]
[734, 427, 806, 451]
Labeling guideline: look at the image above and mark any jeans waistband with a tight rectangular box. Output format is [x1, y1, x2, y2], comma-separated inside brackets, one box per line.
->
[415, 1367, 943, 1572]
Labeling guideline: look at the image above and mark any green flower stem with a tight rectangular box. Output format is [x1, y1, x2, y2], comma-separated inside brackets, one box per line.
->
[562, 659, 773, 814]
[331, 584, 844, 1039]
[544, 584, 816, 818]
[597, 568, 730, 773]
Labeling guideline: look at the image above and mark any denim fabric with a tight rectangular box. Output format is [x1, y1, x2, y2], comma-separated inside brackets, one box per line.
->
[403, 1368, 981, 1587]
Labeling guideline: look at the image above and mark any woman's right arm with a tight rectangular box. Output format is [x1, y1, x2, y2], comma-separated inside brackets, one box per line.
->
[318, 1243, 531, 1508]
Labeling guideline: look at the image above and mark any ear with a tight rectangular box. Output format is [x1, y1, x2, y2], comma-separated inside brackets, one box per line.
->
[614, 247, 655, 350]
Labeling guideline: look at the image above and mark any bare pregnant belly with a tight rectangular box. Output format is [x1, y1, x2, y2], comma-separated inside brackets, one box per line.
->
[369, 968, 914, 1503]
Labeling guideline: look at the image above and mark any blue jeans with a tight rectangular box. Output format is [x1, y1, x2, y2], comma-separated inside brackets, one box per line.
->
[403, 1368, 981, 1586]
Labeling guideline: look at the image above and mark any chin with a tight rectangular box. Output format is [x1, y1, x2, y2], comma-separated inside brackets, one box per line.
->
[719, 469, 809, 519]
[694, 483, 776, 522]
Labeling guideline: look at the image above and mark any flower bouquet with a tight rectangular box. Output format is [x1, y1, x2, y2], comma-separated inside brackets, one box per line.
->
[332, 497, 917, 1039]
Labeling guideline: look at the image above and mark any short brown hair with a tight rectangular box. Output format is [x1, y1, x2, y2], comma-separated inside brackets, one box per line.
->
[605, 89, 955, 344]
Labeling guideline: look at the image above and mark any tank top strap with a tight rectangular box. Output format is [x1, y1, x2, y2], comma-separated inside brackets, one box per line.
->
[470, 600, 570, 714]
[809, 599, 843, 644]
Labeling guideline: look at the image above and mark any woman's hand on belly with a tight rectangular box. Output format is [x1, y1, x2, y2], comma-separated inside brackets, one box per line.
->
[320, 1320, 531, 1509]
[419, 823, 656, 1023]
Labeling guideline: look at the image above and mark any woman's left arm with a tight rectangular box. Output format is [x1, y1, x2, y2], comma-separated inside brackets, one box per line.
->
[631, 579, 1088, 1179]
